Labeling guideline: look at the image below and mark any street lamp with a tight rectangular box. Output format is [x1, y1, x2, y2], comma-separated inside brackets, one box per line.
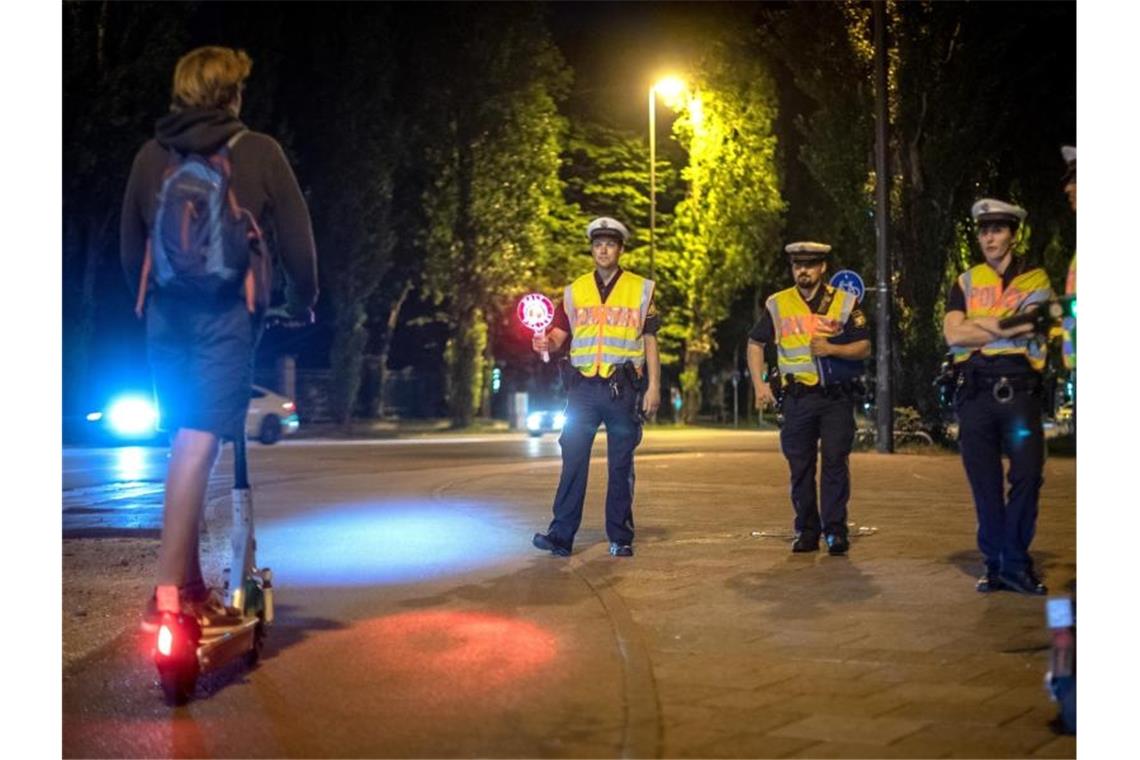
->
[649, 76, 684, 282]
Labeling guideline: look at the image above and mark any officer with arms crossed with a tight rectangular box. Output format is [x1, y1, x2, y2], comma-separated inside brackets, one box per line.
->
[531, 217, 661, 557]
[1060, 146, 1076, 373]
[747, 242, 870, 555]
[943, 199, 1052, 595]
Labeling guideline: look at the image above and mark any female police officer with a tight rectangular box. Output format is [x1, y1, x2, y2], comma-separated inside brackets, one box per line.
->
[943, 199, 1053, 595]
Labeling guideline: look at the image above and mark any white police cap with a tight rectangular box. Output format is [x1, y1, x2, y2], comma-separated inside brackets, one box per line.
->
[1061, 145, 1076, 165]
[971, 198, 1027, 225]
[785, 241, 832, 259]
[586, 217, 630, 244]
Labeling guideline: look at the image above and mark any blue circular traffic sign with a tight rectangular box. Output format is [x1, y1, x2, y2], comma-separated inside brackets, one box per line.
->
[830, 270, 865, 304]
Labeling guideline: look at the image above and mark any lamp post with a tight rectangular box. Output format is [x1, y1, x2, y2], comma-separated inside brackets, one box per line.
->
[649, 77, 683, 282]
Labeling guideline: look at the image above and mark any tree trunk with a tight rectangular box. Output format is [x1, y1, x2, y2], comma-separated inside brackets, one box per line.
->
[329, 299, 367, 431]
[374, 279, 412, 418]
[680, 350, 703, 425]
[479, 324, 494, 419]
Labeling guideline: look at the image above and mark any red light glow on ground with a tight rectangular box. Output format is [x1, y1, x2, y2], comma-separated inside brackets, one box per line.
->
[343, 610, 559, 699]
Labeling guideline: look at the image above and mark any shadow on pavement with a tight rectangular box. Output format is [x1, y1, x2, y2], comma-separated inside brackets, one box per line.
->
[723, 554, 880, 619]
[946, 548, 1062, 579]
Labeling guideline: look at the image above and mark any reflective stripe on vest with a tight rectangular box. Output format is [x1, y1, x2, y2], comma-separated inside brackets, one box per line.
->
[566, 271, 654, 378]
[950, 262, 1053, 371]
[766, 284, 857, 387]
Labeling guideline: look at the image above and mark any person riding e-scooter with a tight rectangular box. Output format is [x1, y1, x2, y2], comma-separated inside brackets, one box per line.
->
[120, 46, 318, 630]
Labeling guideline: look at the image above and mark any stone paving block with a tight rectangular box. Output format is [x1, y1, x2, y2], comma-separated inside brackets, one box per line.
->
[663, 702, 810, 735]
[877, 698, 1033, 726]
[768, 713, 928, 746]
[765, 675, 894, 700]
[874, 680, 1006, 703]
[686, 733, 820, 759]
[889, 720, 1061, 757]
[858, 660, 997, 687]
[1029, 734, 1076, 758]
[663, 709, 809, 757]
[782, 738, 950, 758]
[774, 692, 909, 719]
[981, 684, 1057, 710]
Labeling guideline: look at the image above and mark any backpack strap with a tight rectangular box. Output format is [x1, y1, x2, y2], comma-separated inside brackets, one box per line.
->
[225, 129, 248, 150]
[134, 238, 153, 318]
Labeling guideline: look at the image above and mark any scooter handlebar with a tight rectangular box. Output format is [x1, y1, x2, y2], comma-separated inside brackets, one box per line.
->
[263, 306, 315, 329]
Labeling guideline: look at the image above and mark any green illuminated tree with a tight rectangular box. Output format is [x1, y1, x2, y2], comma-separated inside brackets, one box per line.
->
[416, 5, 572, 427]
[666, 36, 785, 422]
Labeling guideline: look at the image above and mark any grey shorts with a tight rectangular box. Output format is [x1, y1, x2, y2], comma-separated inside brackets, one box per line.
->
[145, 294, 261, 437]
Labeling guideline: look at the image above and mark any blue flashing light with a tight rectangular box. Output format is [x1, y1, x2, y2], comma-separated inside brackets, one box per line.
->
[107, 396, 157, 437]
[86, 412, 103, 422]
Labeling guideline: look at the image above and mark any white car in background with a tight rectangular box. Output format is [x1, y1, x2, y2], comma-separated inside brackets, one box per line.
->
[247, 385, 300, 444]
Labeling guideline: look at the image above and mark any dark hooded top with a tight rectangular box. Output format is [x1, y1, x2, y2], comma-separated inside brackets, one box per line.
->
[120, 108, 318, 309]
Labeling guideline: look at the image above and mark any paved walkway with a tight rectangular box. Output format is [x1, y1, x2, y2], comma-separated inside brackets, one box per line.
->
[62, 435, 1076, 758]
[464, 447, 1078, 758]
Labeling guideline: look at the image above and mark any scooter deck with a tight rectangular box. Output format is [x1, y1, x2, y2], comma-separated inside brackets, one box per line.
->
[197, 617, 259, 672]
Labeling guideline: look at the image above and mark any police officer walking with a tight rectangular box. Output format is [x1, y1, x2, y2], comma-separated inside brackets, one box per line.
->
[943, 199, 1054, 595]
[747, 242, 870, 555]
[531, 217, 661, 557]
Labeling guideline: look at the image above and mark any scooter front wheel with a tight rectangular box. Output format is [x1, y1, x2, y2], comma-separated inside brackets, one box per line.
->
[244, 619, 266, 668]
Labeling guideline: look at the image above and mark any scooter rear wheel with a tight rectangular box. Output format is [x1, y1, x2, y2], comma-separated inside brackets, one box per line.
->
[160, 663, 198, 706]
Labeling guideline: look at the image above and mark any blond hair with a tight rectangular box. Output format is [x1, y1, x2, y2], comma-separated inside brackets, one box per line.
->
[171, 46, 252, 111]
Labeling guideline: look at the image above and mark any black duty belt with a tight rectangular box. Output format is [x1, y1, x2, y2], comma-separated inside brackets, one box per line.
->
[968, 373, 1041, 403]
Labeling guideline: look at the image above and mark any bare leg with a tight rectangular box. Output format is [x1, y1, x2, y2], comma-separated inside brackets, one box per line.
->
[156, 428, 221, 592]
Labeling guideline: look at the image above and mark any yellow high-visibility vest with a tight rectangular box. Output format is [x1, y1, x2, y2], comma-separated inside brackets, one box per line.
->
[764, 284, 857, 387]
[1062, 254, 1076, 370]
[950, 261, 1053, 371]
[565, 271, 655, 379]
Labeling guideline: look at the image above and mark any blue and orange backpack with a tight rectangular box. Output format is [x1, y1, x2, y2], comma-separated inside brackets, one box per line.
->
[135, 130, 264, 315]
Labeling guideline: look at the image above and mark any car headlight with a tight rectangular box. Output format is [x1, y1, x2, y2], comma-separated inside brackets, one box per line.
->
[526, 412, 544, 431]
[552, 412, 566, 429]
[106, 396, 157, 437]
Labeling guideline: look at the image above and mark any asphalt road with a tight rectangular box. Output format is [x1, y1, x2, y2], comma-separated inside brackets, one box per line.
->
[61, 429, 1076, 758]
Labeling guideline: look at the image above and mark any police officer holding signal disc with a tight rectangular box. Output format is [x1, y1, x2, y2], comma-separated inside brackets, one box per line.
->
[531, 217, 661, 557]
[747, 242, 870, 555]
[943, 199, 1054, 595]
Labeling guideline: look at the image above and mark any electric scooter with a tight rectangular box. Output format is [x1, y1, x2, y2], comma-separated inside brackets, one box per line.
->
[153, 432, 274, 706]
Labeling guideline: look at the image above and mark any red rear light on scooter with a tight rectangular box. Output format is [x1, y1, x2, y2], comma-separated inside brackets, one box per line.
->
[157, 623, 175, 656]
[282, 402, 296, 412]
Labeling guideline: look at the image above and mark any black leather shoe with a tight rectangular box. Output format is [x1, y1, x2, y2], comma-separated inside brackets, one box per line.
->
[791, 535, 819, 553]
[609, 542, 633, 557]
[999, 569, 1047, 595]
[975, 572, 1005, 592]
[532, 532, 571, 557]
[825, 534, 849, 556]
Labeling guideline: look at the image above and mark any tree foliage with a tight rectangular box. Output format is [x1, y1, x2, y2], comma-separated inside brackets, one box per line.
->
[286, 6, 401, 427]
[759, 0, 1074, 422]
[665, 35, 785, 422]
[415, 5, 571, 426]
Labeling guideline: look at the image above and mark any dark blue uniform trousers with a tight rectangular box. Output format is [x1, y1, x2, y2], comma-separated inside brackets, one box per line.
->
[956, 388, 1044, 574]
[546, 378, 642, 550]
[779, 391, 856, 539]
